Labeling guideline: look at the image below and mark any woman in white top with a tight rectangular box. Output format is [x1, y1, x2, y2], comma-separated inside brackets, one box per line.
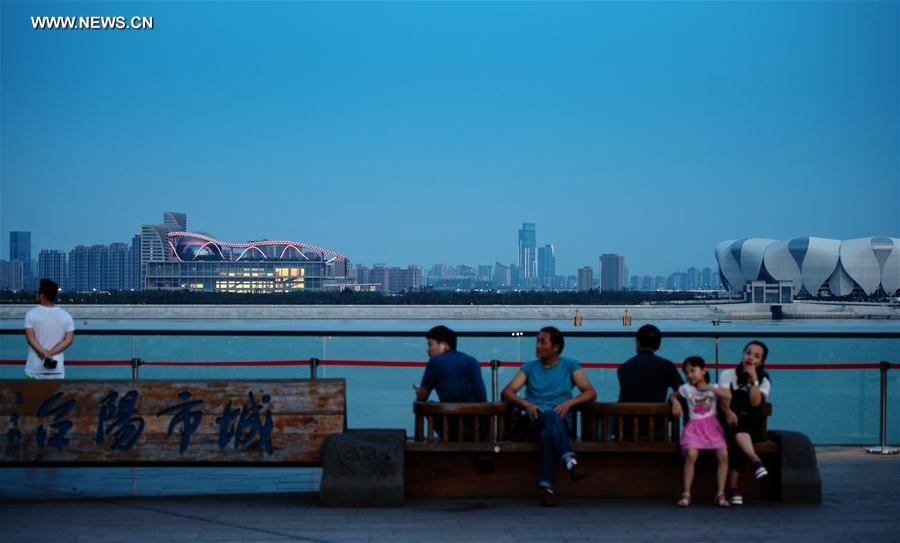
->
[718, 341, 772, 505]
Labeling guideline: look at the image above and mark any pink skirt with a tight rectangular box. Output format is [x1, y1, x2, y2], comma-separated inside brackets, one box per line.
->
[680, 416, 726, 453]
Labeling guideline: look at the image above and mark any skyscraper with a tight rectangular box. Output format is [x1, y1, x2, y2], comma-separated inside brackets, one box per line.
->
[9, 231, 32, 282]
[107, 242, 131, 291]
[537, 243, 555, 288]
[577, 266, 593, 291]
[630, 275, 641, 290]
[701, 267, 713, 289]
[0, 260, 24, 291]
[68, 245, 108, 292]
[493, 262, 511, 288]
[518, 223, 536, 286]
[38, 250, 67, 287]
[131, 234, 142, 290]
[599, 254, 625, 292]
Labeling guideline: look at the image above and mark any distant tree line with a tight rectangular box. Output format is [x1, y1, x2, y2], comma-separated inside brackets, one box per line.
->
[0, 288, 717, 305]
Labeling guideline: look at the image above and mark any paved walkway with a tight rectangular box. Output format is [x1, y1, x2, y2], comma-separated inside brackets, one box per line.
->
[1, 447, 897, 542]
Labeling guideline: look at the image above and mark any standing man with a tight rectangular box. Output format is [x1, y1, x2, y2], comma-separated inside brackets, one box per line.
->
[24, 279, 75, 380]
[501, 326, 596, 507]
[617, 324, 683, 414]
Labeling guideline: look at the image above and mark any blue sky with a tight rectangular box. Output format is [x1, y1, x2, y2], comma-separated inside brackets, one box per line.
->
[2, 1, 898, 277]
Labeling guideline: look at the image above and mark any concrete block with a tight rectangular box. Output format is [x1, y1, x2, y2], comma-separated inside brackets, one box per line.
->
[768, 430, 822, 503]
[320, 429, 405, 507]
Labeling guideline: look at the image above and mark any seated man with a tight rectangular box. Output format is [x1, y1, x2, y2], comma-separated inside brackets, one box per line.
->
[617, 324, 684, 414]
[413, 326, 487, 440]
[501, 326, 596, 507]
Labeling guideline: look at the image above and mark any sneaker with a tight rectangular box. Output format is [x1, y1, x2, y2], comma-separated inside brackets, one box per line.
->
[753, 460, 768, 479]
[541, 488, 558, 507]
[727, 488, 743, 506]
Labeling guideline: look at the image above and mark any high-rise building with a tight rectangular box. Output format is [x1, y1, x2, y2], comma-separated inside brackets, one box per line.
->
[537, 244, 556, 288]
[599, 254, 625, 292]
[389, 265, 422, 293]
[162, 212, 187, 231]
[493, 262, 511, 288]
[509, 264, 521, 288]
[355, 264, 371, 286]
[9, 231, 32, 283]
[477, 265, 493, 282]
[577, 266, 593, 291]
[655, 276, 666, 290]
[68, 245, 109, 292]
[701, 267, 713, 289]
[107, 242, 131, 291]
[0, 260, 24, 291]
[131, 234, 142, 290]
[140, 212, 187, 289]
[686, 267, 698, 290]
[630, 275, 641, 290]
[370, 265, 389, 293]
[38, 250, 67, 287]
[517, 223, 537, 286]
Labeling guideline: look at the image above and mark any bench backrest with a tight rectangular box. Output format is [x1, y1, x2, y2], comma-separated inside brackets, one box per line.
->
[0, 379, 345, 465]
[412, 401, 772, 445]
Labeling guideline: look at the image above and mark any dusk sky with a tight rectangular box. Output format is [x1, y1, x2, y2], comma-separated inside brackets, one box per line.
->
[2, 1, 897, 277]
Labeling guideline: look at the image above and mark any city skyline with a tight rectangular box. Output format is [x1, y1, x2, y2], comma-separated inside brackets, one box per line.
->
[5, 217, 727, 282]
[2, 2, 897, 275]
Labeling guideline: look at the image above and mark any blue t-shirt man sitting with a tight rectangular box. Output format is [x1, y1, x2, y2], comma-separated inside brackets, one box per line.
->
[413, 326, 487, 441]
[502, 326, 597, 507]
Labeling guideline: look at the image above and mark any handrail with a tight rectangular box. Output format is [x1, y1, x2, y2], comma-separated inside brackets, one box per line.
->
[0, 328, 897, 339]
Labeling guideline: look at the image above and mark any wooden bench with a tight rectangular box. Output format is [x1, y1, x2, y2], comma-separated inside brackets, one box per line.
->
[406, 401, 810, 501]
[0, 379, 346, 466]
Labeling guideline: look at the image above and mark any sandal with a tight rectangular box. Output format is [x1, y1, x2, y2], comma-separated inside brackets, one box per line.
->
[714, 493, 731, 508]
[677, 493, 691, 507]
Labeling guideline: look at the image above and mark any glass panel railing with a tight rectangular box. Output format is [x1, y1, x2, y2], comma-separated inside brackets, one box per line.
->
[1, 330, 896, 445]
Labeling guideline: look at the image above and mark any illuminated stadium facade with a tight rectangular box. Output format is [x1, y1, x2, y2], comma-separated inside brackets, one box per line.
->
[144, 231, 350, 293]
[715, 237, 900, 298]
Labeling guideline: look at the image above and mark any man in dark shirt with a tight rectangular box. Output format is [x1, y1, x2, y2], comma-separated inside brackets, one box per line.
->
[413, 326, 487, 442]
[617, 324, 683, 415]
[414, 326, 486, 403]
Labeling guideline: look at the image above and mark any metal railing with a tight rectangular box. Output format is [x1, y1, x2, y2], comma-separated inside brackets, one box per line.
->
[1, 328, 897, 447]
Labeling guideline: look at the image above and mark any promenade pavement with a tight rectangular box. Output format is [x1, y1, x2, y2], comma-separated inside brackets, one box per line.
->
[1, 447, 897, 543]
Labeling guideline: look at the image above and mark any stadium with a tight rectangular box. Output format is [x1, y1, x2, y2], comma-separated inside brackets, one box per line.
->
[715, 237, 900, 298]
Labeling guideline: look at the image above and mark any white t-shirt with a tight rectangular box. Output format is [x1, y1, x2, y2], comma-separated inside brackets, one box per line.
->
[24, 305, 75, 378]
[718, 368, 771, 399]
[678, 383, 721, 421]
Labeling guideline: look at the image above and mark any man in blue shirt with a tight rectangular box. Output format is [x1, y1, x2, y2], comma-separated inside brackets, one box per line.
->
[414, 326, 486, 403]
[502, 326, 597, 506]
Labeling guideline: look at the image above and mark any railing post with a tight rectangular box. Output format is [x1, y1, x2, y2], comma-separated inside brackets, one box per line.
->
[867, 361, 898, 455]
[309, 357, 319, 380]
[490, 359, 501, 402]
[130, 357, 142, 381]
[715, 336, 720, 382]
[491, 359, 502, 451]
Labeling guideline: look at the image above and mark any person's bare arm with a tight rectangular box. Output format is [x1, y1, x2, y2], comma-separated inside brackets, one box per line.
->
[502, 371, 540, 420]
[711, 385, 731, 401]
[554, 369, 596, 418]
[744, 366, 764, 407]
[668, 391, 683, 416]
[24, 328, 48, 359]
[412, 384, 430, 402]
[47, 331, 74, 357]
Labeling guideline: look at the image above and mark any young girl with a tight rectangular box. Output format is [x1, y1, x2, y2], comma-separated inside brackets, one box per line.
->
[672, 356, 732, 507]
[719, 340, 773, 505]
